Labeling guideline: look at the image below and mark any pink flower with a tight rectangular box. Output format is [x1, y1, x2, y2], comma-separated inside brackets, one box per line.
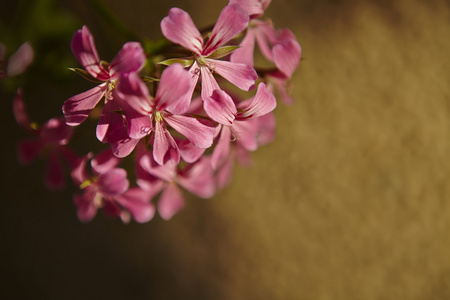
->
[72, 149, 155, 223]
[137, 146, 215, 220]
[210, 82, 276, 169]
[161, 5, 258, 123]
[228, 0, 272, 18]
[63, 26, 146, 135]
[231, 19, 301, 80]
[13, 89, 78, 190]
[113, 63, 215, 165]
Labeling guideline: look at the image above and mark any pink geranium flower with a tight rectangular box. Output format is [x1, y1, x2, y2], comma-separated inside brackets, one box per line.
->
[72, 148, 155, 223]
[136, 145, 215, 220]
[112, 63, 215, 164]
[210, 82, 276, 169]
[161, 5, 258, 123]
[62, 26, 146, 139]
[0, 41, 34, 78]
[13, 89, 78, 190]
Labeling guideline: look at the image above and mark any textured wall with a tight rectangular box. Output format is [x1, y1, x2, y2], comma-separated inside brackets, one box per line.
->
[1, 0, 450, 299]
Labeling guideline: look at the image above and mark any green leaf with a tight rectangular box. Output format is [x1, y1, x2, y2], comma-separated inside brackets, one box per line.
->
[207, 45, 241, 59]
[68, 68, 104, 83]
[158, 58, 194, 68]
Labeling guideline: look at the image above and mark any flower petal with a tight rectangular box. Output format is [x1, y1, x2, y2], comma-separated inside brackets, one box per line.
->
[203, 89, 237, 125]
[164, 114, 215, 149]
[116, 72, 152, 114]
[96, 96, 124, 143]
[236, 82, 276, 120]
[153, 121, 180, 166]
[200, 65, 221, 100]
[211, 125, 231, 170]
[91, 148, 120, 175]
[160, 8, 203, 55]
[40, 118, 73, 146]
[273, 36, 301, 79]
[73, 188, 98, 223]
[158, 183, 184, 220]
[155, 64, 191, 112]
[63, 83, 107, 126]
[178, 157, 216, 198]
[203, 5, 249, 55]
[115, 187, 155, 223]
[229, 0, 265, 18]
[17, 139, 43, 165]
[230, 29, 256, 67]
[107, 127, 140, 158]
[97, 168, 129, 197]
[109, 42, 145, 78]
[13, 89, 36, 134]
[216, 151, 234, 190]
[205, 59, 257, 91]
[7, 41, 34, 77]
[176, 138, 206, 163]
[71, 26, 109, 80]
[232, 119, 259, 151]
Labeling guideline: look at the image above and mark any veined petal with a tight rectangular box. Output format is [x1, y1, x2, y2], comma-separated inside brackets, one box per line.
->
[200, 65, 221, 100]
[45, 150, 65, 190]
[230, 29, 256, 67]
[164, 114, 215, 149]
[115, 187, 155, 223]
[71, 26, 109, 80]
[116, 72, 152, 114]
[96, 96, 124, 143]
[160, 8, 203, 55]
[236, 82, 276, 120]
[91, 148, 120, 175]
[203, 5, 249, 55]
[153, 121, 180, 166]
[110, 42, 145, 78]
[97, 168, 129, 197]
[205, 59, 257, 91]
[139, 148, 176, 182]
[155, 64, 191, 111]
[203, 90, 237, 125]
[211, 125, 231, 170]
[7, 41, 34, 77]
[63, 83, 107, 126]
[232, 119, 259, 151]
[107, 127, 140, 158]
[165, 62, 200, 114]
[273, 37, 301, 79]
[158, 183, 184, 220]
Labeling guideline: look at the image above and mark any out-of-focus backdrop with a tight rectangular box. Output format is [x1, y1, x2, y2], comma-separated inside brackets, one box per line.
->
[1, 0, 450, 299]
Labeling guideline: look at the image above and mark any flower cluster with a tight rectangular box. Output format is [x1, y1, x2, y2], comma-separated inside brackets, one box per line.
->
[12, 0, 301, 223]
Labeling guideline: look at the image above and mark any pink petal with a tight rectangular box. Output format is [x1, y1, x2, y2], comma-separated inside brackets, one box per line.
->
[96, 96, 124, 143]
[236, 82, 276, 120]
[203, 5, 249, 56]
[97, 168, 129, 197]
[91, 148, 120, 175]
[63, 83, 107, 126]
[203, 90, 237, 125]
[205, 59, 257, 91]
[17, 139, 43, 165]
[138, 148, 176, 183]
[268, 72, 294, 104]
[155, 64, 191, 112]
[12, 89, 35, 134]
[255, 22, 275, 61]
[71, 26, 109, 80]
[158, 183, 184, 220]
[7, 41, 34, 77]
[257, 112, 276, 145]
[109, 42, 145, 79]
[211, 126, 231, 170]
[176, 138, 206, 163]
[115, 187, 155, 223]
[230, 29, 256, 67]
[178, 157, 216, 198]
[273, 37, 301, 79]
[45, 150, 65, 190]
[229, 0, 265, 18]
[216, 151, 235, 190]
[73, 188, 98, 223]
[232, 119, 259, 151]
[116, 72, 152, 115]
[107, 127, 140, 158]
[160, 8, 203, 55]
[70, 154, 91, 186]
[200, 65, 221, 100]
[153, 121, 180, 166]
[163, 114, 214, 149]
[40, 118, 73, 146]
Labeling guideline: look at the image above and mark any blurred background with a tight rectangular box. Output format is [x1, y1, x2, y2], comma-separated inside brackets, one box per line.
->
[1, 0, 450, 299]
